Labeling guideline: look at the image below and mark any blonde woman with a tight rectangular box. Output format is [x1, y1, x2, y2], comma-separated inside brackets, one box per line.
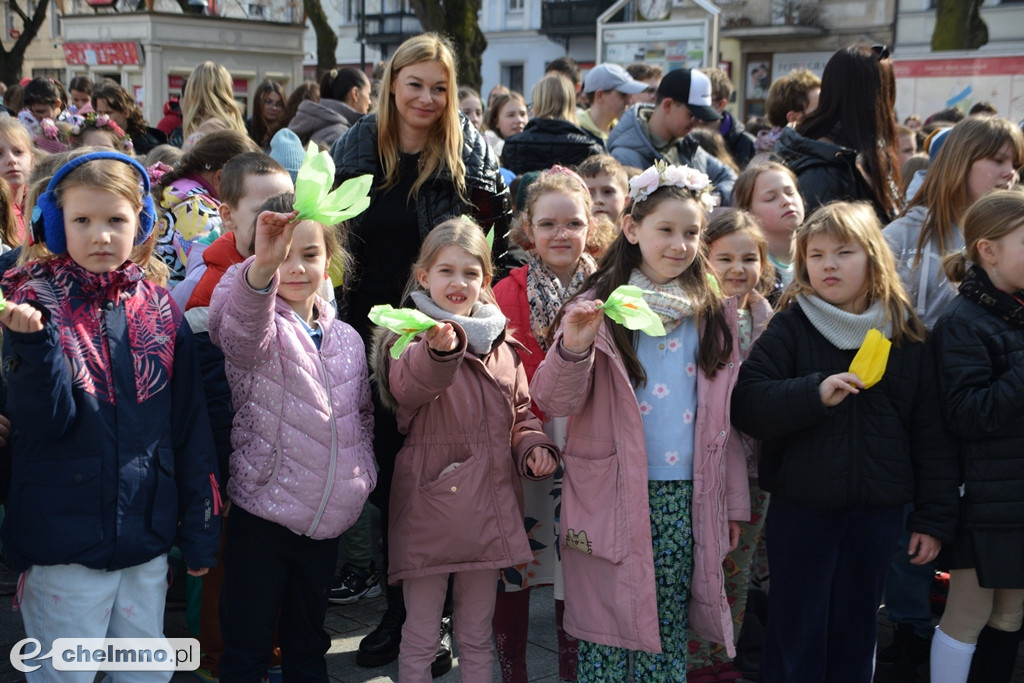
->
[181, 62, 247, 139]
[330, 31, 512, 673]
[501, 74, 604, 175]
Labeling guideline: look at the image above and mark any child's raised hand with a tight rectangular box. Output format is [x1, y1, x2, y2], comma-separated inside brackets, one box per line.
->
[424, 323, 458, 353]
[818, 372, 864, 407]
[0, 301, 45, 334]
[247, 209, 300, 290]
[526, 446, 557, 478]
[560, 299, 605, 355]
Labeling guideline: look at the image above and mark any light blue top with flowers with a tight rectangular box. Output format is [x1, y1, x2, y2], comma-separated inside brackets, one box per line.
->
[634, 317, 699, 480]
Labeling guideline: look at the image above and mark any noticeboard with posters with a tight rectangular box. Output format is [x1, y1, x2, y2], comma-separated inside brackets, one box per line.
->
[599, 19, 710, 74]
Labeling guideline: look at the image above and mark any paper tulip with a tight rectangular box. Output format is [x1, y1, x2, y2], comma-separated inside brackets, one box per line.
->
[848, 328, 892, 389]
[599, 285, 665, 337]
[293, 142, 373, 226]
[368, 304, 439, 359]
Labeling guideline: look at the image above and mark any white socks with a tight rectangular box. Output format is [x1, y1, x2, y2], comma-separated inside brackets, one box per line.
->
[930, 626, 976, 683]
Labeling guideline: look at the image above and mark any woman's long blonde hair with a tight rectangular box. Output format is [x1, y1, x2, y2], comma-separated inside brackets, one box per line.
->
[906, 116, 1024, 267]
[376, 33, 466, 202]
[182, 62, 247, 137]
[781, 201, 925, 344]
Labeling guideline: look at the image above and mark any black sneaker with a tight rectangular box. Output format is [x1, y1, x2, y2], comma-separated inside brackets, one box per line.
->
[329, 564, 382, 605]
[431, 614, 453, 678]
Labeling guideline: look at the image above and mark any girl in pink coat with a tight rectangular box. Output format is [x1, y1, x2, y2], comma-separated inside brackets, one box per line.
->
[209, 193, 376, 682]
[372, 217, 560, 683]
[530, 164, 750, 681]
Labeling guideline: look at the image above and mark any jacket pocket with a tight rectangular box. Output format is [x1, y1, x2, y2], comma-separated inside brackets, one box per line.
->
[148, 447, 179, 544]
[561, 444, 626, 564]
[19, 457, 104, 562]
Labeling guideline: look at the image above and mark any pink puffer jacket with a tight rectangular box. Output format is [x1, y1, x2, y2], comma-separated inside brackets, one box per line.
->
[209, 257, 376, 539]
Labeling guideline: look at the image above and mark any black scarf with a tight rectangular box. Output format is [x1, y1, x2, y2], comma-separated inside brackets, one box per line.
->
[958, 265, 1024, 328]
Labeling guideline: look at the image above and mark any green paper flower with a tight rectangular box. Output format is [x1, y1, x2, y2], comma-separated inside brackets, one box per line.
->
[0, 287, 6, 313]
[294, 143, 373, 226]
[599, 285, 665, 337]
[368, 304, 439, 359]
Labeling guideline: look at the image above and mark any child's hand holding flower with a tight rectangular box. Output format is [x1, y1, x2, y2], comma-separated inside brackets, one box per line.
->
[424, 322, 458, 353]
[560, 299, 605, 355]
[526, 446, 557, 478]
[0, 301, 45, 334]
[247, 209, 299, 290]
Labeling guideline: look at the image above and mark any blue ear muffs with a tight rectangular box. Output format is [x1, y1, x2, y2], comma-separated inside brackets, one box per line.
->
[31, 151, 157, 256]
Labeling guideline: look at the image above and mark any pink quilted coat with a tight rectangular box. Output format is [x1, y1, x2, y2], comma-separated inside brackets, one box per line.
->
[530, 294, 750, 656]
[208, 258, 376, 539]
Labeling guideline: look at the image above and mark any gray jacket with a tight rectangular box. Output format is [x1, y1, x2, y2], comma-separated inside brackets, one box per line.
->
[288, 98, 362, 150]
[883, 204, 963, 329]
[607, 105, 736, 205]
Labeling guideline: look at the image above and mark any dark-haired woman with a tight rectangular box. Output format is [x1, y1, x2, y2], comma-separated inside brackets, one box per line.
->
[93, 80, 167, 155]
[775, 44, 903, 223]
[247, 79, 288, 151]
[289, 68, 371, 150]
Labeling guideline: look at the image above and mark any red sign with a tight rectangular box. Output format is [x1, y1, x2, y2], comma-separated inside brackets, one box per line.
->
[893, 56, 1024, 79]
[63, 41, 143, 66]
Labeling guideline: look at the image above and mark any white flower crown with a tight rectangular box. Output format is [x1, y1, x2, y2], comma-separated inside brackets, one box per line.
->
[628, 161, 717, 213]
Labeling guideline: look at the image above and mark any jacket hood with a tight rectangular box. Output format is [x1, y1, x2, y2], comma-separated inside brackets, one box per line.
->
[775, 126, 857, 176]
[607, 105, 651, 154]
[289, 99, 362, 138]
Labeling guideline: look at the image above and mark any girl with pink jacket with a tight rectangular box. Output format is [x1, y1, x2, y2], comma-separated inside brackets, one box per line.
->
[209, 193, 376, 682]
[530, 164, 750, 680]
[372, 218, 559, 683]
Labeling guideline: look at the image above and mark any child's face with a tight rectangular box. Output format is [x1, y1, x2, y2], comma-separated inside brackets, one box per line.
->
[63, 186, 138, 274]
[0, 134, 34, 197]
[459, 95, 484, 131]
[70, 89, 91, 111]
[966, 143, 1017, 204]
[527, 191, 589, 281]
[708, 230, 762, 304]
[805, 232, 870, 314]
[748, 170, 804, 240]
[28, 102, 60, 122]
[276, 220, 329, 316]
[222, 172, 294, 258]
[417, 244, 489, 318]
[584, 172, 627, 221]
[979, 222, 1024, 294]
[93, 98, 128, 131]
[623, 198, 702, 285]
[497, 99, 528, 139]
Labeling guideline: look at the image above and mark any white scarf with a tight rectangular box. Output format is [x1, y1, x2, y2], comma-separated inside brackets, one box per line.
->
[411, 291, 508, 355]
[796, 293, 893, 349]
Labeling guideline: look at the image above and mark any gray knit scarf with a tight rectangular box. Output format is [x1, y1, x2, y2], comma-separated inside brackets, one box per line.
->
[411, 291, 508, 355]
[796, 293, 893, 349]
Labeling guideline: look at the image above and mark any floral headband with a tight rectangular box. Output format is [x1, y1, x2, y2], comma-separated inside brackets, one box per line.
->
[70, 112, 134, 153]
[628, 161, 716, 213]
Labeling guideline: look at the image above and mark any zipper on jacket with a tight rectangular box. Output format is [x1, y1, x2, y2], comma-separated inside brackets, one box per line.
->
[307, 349, 339, 536]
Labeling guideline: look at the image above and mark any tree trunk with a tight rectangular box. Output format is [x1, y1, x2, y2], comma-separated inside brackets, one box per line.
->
[407, 0, 486, 91]
[0, 0, 52, 85]
[303, 0, 339, 77]
[932, 0, 988, 51]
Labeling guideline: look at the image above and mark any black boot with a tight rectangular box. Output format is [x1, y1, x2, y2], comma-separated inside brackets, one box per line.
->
[357, 584, 405, 667]
[874, 623, 930, 683]
[966, 625, 1022, 683]
[430, 613, 453, 678]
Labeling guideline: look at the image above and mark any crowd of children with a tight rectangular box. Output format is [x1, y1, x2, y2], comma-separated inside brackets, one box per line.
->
[1, 34, 1023, 683]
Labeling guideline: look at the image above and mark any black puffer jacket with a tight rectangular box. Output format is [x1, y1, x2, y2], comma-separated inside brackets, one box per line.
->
[732, 303, 958, 540]
[719, 111, 756, 169]
[501, 118, 605, 175]
[331, 112, 512, 265]
[775, 126, 886, 221]
[932, 267, 1024, 531]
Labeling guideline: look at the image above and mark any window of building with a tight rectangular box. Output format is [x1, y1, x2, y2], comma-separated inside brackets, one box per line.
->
[502, 63, 524, 93]
[509, 0, 524, 11]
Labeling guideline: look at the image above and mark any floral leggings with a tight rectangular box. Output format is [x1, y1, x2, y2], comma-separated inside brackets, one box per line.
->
[576, 480, 694, 683]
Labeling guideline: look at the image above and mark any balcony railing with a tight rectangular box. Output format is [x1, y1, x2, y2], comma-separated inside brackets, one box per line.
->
[541, 0, 619, 35]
